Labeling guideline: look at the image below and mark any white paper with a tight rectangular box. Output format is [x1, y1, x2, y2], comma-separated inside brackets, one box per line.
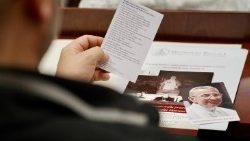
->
[103, 41, 246, 130]
[140, 42, 247, 130]
[100, 0, 163, 82]
[199, 122, 229, 131]
[159, 112, 198, 130]
[144, 42, 247, 101]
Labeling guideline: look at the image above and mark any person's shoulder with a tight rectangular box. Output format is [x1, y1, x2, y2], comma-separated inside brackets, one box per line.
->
[185, 104, 196, 113]
[217, 106, 237, 114]
[217, 106, 234, 111]
[7, 117, 198, 141]
[0, 67, 133, 105]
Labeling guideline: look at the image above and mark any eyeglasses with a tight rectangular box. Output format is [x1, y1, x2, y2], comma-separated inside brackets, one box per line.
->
[198, 93, 222, 99]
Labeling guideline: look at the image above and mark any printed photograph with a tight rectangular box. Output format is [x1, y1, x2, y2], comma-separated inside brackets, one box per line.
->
[124, 70, 214, 112]
[182, 82, 240, 124]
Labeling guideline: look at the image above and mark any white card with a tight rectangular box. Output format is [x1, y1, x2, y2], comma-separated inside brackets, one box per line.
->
[99, 0, 163, 82]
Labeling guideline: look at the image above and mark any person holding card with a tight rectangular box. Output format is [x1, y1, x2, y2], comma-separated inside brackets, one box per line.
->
[186, 86, 237, 120]
[0, 0, 200, 141]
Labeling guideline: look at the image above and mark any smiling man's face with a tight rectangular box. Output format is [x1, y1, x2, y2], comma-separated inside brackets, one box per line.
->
[189, 87, 222, 108]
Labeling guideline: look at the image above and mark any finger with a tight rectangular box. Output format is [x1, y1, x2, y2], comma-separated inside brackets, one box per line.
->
[76, 35, 103, 50]
[98, 53, 109, 64]
[93, 69, 110, 81]
[64, 35, 104, 53]
[100, 73, 110, 81]
[82, 46, 105, 63]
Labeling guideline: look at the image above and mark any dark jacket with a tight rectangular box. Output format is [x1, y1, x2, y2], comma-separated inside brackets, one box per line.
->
[0, 68, 198, 141]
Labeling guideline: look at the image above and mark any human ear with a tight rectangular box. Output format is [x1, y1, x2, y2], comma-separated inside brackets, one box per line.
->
[188, 96, 196, 103]
[25, 0, 52, 23]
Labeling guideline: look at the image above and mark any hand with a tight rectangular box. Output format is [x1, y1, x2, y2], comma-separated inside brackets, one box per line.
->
[56, 35, 110, 82]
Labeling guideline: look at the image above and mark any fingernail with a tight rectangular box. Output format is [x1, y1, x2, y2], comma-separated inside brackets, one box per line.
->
[102, 73, 110, 80]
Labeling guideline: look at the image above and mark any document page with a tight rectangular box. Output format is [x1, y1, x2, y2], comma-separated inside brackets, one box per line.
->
[143, 42, 247, 101]
[123, 42, 247, 131]
[145, 42, 247, 130]
[99, 0, 163, 82]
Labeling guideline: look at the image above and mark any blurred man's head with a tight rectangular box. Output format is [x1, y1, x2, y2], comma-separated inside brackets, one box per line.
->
[188, 86, 223, 108]
[170, 76, 176, 80]
[0, 0, 61, 70]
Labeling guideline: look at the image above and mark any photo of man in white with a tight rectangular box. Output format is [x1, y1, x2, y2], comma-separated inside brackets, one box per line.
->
[157, 76, 181, 95]
[185, 85, 239, 124]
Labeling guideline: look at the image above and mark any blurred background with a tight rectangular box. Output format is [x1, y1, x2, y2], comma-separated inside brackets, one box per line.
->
[64, 0, 250, 11]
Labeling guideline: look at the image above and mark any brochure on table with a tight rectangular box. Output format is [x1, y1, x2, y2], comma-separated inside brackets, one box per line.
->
[112, 41, 247, 131]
